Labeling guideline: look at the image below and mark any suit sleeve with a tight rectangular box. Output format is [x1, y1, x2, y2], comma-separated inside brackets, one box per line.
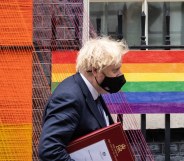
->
[38, 93, 81, 161]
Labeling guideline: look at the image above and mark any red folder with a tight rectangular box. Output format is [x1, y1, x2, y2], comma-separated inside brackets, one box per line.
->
[67, 122, 135, 161]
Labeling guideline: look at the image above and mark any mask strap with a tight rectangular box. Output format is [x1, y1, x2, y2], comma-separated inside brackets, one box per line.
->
[94, 76, 101, 87]
[93, 70, 106, 86]
[94, 75, 110, 93]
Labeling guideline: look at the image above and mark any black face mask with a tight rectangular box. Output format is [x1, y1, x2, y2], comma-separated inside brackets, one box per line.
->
[96, 74, 126, 93]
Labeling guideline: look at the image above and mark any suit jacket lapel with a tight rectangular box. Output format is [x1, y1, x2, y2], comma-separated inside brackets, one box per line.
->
[73, 73, 106, 127]
[85, 97, 106, 127]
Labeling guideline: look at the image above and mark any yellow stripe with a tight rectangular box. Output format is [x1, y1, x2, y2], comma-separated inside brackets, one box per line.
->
[124, 73, 184, 82]
[53, 73, 184, 82]
[121, 63, 184, 73]
[52, 73, 74, 82]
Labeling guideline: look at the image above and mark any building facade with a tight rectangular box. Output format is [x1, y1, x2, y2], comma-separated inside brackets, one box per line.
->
[33, 0, 184, 160]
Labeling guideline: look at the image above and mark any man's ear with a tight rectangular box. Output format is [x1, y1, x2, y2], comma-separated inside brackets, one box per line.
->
[91, 67, 98, 76]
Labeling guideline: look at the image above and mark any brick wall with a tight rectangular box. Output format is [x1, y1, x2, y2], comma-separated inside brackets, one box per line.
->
[33, 0, 83, 160]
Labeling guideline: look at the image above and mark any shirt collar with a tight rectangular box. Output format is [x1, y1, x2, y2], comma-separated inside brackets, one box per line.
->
[80, 73, 99, 100]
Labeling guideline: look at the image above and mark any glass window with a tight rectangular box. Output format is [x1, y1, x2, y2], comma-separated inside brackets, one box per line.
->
[90, 1, 184, 46]
[148, 2, 184, 46]
[90, 2, 142, 46]
[170, 2, 184, 45]
[148, 2, 164, 45]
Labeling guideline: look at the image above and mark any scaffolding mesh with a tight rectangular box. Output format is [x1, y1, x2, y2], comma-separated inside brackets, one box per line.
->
[0, 0, 154, 160]
[0, 0, 33, 160]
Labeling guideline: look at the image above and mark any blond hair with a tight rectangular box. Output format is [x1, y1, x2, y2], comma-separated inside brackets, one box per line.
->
[76, 36, 128, 72]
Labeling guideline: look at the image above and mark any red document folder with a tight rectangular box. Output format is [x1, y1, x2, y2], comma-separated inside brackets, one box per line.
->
[67, 122, 135, 161]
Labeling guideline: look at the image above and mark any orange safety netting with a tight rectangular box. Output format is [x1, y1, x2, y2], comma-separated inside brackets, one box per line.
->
[0, 0, 33, 160]
[0, 0, 32, 46]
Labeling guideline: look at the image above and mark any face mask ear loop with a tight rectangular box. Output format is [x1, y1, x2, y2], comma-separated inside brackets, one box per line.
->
[92, 67, 101, 86]
[95, 75, 111, 93]
[93, 70, 110, 93]
[94, 76, 101, 87]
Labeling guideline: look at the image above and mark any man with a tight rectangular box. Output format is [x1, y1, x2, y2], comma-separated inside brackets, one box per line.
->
[38, 36, 128, 161]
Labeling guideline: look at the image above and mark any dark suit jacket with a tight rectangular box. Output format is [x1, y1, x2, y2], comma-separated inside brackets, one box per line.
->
[38, 73, 114, 161]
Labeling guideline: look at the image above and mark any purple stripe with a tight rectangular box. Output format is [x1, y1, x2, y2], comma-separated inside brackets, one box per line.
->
[107, 103, 184, 114]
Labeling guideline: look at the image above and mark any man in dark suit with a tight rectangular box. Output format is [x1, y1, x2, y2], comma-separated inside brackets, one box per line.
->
[38, 36, 128, 161]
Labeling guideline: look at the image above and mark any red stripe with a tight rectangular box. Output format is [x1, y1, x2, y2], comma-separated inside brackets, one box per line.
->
[123, 50, 184, 63]
[52, 50, 184, 64]
[52, 51, 78, 63]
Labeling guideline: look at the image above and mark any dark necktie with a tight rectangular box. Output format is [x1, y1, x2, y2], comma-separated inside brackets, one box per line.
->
[95, 97, 106, 125]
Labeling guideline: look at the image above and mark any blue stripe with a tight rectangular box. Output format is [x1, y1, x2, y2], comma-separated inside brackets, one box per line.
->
[103, 92, 184, 103]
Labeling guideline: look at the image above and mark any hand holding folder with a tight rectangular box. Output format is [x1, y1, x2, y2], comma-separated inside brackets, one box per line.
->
[67, 122, 135, 161]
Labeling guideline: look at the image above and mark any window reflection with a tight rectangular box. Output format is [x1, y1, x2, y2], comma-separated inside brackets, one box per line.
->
[148, 2, 184, 46]
[170, 2, 184, 45]
[90, 2, 141, 46]
[90, 1, 184, 46]
[148, 3, 164, 45]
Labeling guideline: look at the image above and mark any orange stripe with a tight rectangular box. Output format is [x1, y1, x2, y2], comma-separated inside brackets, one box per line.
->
[0, 1, 32, 46]
[0, 51, 32, 124]
[122, 63, 184, 73]
[52, 64, 76, 73]
[0, 110, 32, 124]
[52, 63, 184, 73]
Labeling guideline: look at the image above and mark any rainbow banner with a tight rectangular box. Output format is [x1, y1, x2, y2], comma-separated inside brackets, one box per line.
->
[52, 50, 184, 113]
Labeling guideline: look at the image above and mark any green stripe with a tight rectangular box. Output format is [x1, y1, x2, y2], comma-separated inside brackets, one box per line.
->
[52, 82, 184, 93]
[121, 82, 184, 92]
[51, 82, 60, 93]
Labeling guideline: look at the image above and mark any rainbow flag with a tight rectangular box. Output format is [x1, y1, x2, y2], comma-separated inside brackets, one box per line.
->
[52, 50, 184, 113]
[52, 51, 77, 92]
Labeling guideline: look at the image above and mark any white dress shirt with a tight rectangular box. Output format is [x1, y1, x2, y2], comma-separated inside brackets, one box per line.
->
[80, 73, 109, 126]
